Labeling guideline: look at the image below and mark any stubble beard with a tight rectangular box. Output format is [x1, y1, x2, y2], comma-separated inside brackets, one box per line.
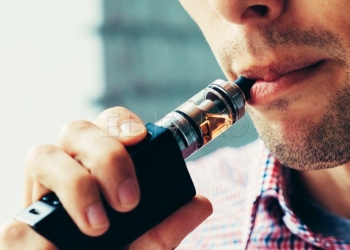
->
[247, 82, 350, 171]
[218, 26, 350, 171]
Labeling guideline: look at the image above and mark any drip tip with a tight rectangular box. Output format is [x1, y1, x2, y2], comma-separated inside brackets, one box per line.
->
[234, 76, 256, 100]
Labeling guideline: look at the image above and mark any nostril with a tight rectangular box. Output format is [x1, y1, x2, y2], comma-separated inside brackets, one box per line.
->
[249, 5, 269, 16]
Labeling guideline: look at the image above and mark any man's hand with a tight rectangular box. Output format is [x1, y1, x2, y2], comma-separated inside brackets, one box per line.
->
[0, 107, 212, 249]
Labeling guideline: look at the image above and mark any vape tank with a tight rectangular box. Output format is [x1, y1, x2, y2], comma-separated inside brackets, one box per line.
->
[156, 77, 252, 159]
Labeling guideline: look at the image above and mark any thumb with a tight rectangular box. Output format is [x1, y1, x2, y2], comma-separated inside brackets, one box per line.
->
[129, 195, 213, 250]
[94, 106, 147, 147]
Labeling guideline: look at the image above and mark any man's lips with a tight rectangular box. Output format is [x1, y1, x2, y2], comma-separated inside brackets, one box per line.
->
[241, 59, 327, 82]
[239, 59, 327, 105]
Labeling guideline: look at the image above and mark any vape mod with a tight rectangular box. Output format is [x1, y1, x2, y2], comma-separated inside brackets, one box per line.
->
[15, 76, 255, 249]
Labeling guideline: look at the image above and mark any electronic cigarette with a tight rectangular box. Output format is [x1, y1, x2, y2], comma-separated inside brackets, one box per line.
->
[15, 76, 255, 250]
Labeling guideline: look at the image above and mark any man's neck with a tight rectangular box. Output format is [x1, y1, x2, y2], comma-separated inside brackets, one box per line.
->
[297, 163, 350, 218]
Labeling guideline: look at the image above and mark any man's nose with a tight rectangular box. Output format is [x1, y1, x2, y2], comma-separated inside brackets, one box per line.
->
[209, 0, 285, 26]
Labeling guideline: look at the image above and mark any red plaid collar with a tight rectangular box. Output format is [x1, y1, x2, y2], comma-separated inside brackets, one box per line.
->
[261, 149, 349, 248]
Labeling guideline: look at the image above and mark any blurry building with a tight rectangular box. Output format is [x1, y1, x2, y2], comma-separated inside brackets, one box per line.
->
[98, 0, 257, 160]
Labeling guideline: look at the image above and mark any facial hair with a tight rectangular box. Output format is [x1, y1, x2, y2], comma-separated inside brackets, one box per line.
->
[218, 26, 350, 170]
[247, 81, 350, 171]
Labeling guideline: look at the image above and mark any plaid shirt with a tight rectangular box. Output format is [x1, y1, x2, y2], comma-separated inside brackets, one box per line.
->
[178, 140, 350, 250]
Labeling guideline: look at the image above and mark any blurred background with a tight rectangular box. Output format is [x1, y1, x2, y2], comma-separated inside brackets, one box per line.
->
[0, 0, 257, 224]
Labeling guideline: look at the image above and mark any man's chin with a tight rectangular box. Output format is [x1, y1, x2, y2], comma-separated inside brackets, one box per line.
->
[267, 142, 350, 171]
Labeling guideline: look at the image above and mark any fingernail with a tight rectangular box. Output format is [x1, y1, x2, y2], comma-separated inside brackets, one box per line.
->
[118, 178, 140, 209]
[119, 119, 144, 137]
[86, 202, 109, 229]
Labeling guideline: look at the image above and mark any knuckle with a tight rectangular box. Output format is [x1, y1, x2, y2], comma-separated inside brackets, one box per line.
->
[58, 120, 93, 141]
[103, 145, 127, 164]
[89, 140, 131, 169]
[0, 221, 29, 243]
[67, 172, 96, 195]
[145, 229, 170, 250]
[25, 144, 57, 169]
[100, 146, 134, 174]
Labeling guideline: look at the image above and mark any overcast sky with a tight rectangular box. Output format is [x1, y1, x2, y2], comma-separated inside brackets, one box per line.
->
[0, 0, 103, 224]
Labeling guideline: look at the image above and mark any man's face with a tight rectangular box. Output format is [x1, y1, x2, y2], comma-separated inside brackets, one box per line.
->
[180, 0, 350, 170]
